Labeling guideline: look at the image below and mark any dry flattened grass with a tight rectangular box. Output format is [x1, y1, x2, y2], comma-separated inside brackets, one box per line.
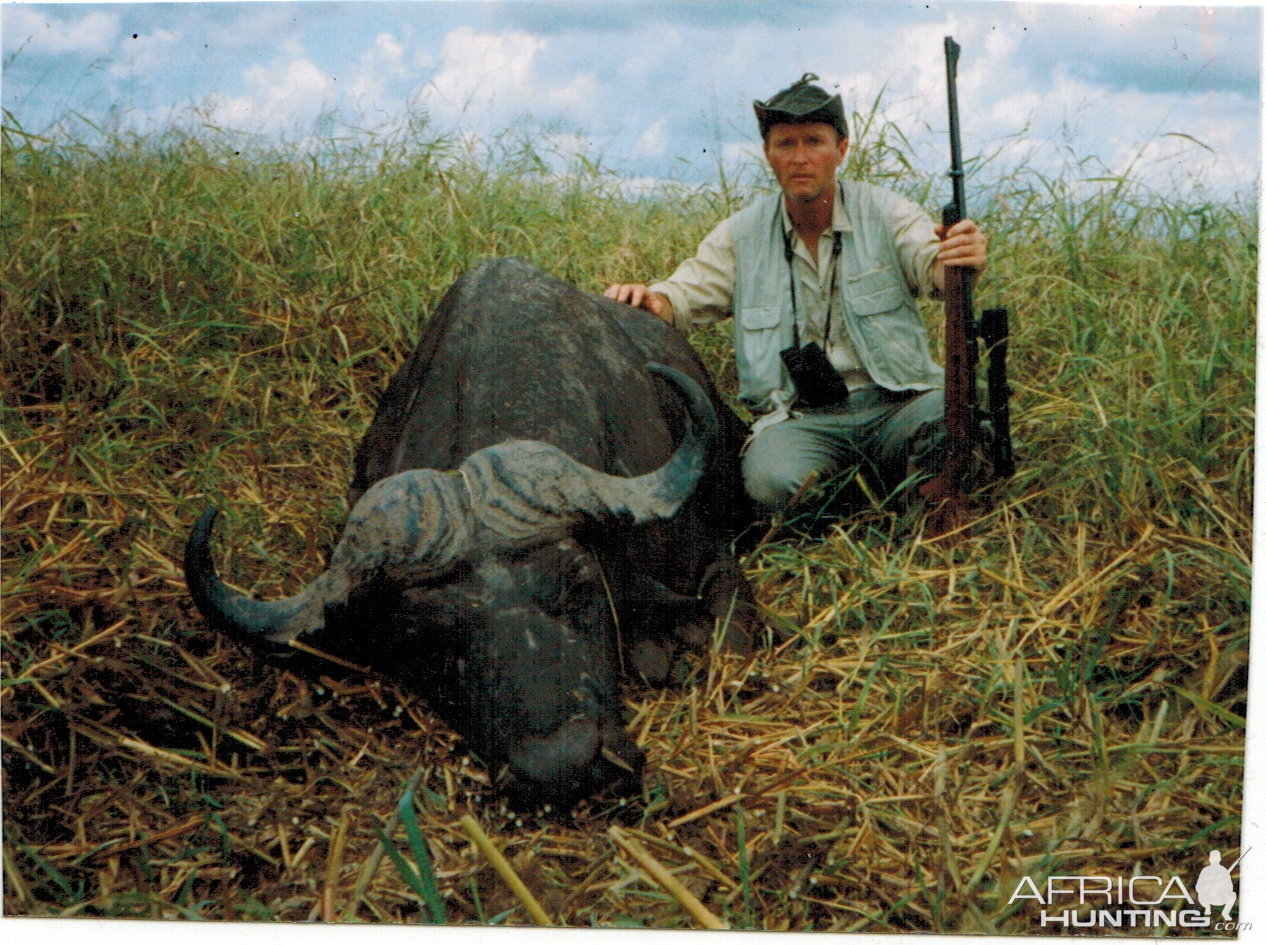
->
[1, 119, 1253, 932]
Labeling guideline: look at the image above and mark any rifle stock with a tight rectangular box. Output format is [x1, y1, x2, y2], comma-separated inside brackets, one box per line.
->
[923, 251, 978, 534]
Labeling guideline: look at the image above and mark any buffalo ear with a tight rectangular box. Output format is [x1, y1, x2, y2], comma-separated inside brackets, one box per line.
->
[611, 570, 716, 678]
[695, 555, 760, 656]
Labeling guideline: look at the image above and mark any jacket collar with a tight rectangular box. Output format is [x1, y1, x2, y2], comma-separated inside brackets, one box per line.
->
[777, 180, 849, 239]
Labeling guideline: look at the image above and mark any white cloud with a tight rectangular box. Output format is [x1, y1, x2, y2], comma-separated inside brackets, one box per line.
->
[370, 32, 407, 74]
[109, 29, 179, 79]
[1106, 95, 1260, 197]
[411, 25, 610, 149]
[6, 7, 120, 55]
[423, 26, 545, 117]
[987, 65, 1103, 140]
[548, 72, 601, 112]
[349, 31, 411, 108]
[634, 118, 667, 157]
[206, 56, 338, 131]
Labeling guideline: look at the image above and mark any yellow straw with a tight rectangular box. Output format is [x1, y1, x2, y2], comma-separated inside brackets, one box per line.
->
[459, 814, 554, 926]
[608, 826, 728, 930]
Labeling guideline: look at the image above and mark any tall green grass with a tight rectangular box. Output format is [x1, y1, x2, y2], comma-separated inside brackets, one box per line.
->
[1, 105, 1255, 931]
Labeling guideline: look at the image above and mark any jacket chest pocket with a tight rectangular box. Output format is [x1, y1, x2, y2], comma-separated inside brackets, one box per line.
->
[846, 269, 926, 376]
[735, 305, 786, 399]
[849, 267, 909, 317]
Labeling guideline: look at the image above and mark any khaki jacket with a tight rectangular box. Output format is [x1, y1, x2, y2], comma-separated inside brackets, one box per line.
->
[652, 180, 944, 431]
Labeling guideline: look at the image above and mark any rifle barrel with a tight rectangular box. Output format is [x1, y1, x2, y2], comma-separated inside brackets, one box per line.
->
[944, 36, 966, 216]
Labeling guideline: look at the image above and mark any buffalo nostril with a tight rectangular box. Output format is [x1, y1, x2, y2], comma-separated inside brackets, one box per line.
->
[503, 718, 644, 810]
[508, 717, 602, 786]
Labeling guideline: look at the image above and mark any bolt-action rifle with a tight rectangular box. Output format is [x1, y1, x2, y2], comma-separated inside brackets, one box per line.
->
[922, 36, 1014, 536]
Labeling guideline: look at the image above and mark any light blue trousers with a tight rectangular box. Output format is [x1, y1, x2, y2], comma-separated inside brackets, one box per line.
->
[741, 388, 946, 511]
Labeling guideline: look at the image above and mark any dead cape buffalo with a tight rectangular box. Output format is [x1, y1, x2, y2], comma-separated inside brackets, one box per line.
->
[184, 258, 755, 809]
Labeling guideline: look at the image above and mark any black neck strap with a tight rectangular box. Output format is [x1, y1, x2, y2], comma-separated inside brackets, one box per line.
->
[781, 196, 844, 350]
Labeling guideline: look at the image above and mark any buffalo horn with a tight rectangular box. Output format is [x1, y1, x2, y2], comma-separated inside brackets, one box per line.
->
[183, 363, 714, 644]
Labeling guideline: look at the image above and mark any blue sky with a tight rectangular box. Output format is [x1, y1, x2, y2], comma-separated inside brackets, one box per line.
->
[2, 1, 1261, 200]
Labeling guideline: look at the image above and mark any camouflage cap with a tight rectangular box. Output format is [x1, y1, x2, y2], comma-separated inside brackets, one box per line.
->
[753, 73, 848, 140]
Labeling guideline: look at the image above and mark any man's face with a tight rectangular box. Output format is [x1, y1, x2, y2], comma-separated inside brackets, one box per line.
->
[763, 122, 848, 204]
